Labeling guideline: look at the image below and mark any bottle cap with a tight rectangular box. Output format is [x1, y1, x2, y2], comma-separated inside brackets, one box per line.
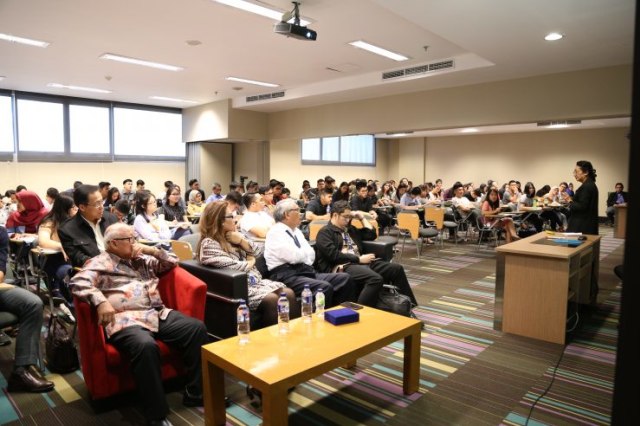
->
[280, 292, 287, 297]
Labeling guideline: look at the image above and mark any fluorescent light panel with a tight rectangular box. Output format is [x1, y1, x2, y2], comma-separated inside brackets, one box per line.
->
[225, 76, 279, 87]
[461, 128, 479, 133]
[47, 83, 112, 94]
[213, 0, 310, 26]
[99, 53, 183, 72]
[149, 96, 197, 104]
[349, 40, 409, 62]
[0, 32, 50, 48]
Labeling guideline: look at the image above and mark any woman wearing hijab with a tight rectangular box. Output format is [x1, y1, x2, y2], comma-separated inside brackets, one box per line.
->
[6, 190, 48, 234]
[187, 190, 205, 217]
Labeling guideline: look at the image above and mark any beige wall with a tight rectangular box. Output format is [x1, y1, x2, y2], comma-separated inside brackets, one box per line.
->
[424, 127, 630, 215]
[182, 99, 230, 143]
[267, 65, 631, 140]
[396, 137, 426, 184]
[233, 141, 268, 185]
[1, 161, 185, 199]
[199, 143, 232, 192]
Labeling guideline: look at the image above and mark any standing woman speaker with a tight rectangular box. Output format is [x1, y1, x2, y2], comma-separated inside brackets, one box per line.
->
[564, 160, 599, 235]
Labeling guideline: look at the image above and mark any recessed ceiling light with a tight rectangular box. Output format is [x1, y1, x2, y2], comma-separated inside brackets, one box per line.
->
[461, 128, 479, 133]
[537, 120, 581, 128]
[185, 40, 202, 46]
[99, 53, 184, 72]
[47, 83, 112, 94]
[149, 96, 198, 104]
[0, 32, 50, 48]
[544, 32, 564, 41]
[212, 0, 310, 26]
[348, 40, 409, 62]
[225, 76, 279, 88]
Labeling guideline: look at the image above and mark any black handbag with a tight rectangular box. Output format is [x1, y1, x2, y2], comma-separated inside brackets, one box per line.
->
[376, 285, 413, 317]
[45, 314, 79, 374]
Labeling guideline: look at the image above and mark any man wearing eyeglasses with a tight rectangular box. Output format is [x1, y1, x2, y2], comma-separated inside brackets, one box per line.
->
[315, 201, 418, 309]
[59, 184, 118, 268]
[265, 199, 355, 307]
[71, 223, 208, 426]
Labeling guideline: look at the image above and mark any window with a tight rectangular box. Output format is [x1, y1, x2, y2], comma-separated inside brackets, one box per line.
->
[114, 107, 184, 158]
[3, 90, 183, 161]
[70, 104, 110, 154]
[301, 137, 320, 161]
[17, 98, 64, 152]
[301, 134, 375, 165]
[0, 95, 13, 153]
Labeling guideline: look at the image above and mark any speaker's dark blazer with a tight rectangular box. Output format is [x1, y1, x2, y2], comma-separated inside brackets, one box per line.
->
[567, 178, 599, 235]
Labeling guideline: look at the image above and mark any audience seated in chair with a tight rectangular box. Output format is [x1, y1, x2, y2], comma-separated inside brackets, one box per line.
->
[1, 226, 54, 393]
[265, 199, 355, 307]
[71, 223, 208, 426]
[58, 184, 118, 268]
[197, 201, 299, 328]
[315, 201, 417, 310]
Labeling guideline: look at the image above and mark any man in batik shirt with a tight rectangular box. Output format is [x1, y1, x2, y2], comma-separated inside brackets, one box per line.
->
[71, 223, 208, 426]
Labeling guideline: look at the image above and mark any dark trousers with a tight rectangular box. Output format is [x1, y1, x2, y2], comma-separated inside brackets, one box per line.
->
[282, 272, 355, 307]
[108, 311, 209, 421]
[344, 261, 417, 307]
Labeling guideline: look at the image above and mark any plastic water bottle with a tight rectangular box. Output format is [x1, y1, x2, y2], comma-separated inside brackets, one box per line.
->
[277, 292, 290, 334]
[301, 284, 313, 323]
[315, 288, 325, 320]
[237, 299, 250, 345]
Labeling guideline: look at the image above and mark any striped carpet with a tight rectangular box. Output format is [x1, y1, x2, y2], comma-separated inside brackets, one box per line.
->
[0, 226, 623, 425]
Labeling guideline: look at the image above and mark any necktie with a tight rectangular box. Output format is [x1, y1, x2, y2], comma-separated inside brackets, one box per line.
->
[286, 230, 301, 248]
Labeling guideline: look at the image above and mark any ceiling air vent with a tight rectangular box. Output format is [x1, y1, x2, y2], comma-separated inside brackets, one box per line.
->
[246, 91, 285, 103]
[382, 59, 454, 81]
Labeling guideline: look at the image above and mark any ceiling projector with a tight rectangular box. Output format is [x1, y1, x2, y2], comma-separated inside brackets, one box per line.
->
[273, 22, 317, 41]
[273, 2, 316, 41]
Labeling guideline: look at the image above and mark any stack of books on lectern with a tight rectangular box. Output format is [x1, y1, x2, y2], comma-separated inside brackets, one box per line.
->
[545, 231, 584, 246]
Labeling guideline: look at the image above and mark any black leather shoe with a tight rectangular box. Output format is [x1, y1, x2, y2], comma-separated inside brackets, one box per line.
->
[7, 366, 55, 393]
[147, 419, 174, 426]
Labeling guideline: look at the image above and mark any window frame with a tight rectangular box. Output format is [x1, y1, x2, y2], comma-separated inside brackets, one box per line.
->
[0, 90, 15, 161]
[8, 90, 184, 162]
[301, 134, 376, 166]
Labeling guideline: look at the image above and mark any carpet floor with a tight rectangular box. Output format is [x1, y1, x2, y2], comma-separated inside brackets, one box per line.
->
[0, 226, 623, 425]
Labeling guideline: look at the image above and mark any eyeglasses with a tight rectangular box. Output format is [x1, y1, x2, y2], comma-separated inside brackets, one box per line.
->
[113, 236, 135, 243]
[339, 214, 352, 219]
[85, 201, 104, 208]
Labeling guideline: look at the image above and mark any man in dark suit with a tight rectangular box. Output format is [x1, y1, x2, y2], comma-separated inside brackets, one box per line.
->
[606, 182, 628, 225]
[315, 201, 417, 309]
[58, 184, 118, 268]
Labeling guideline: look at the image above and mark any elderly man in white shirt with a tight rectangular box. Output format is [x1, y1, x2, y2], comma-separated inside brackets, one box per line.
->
[239, 193, 275, 239]
[265, 199, 355, 307]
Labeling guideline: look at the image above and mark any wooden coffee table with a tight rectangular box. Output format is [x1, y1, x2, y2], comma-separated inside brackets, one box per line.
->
[202, 306, 422, 425]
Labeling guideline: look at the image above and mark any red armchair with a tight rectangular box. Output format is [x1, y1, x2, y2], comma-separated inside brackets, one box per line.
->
[74, 266, 207, 400]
